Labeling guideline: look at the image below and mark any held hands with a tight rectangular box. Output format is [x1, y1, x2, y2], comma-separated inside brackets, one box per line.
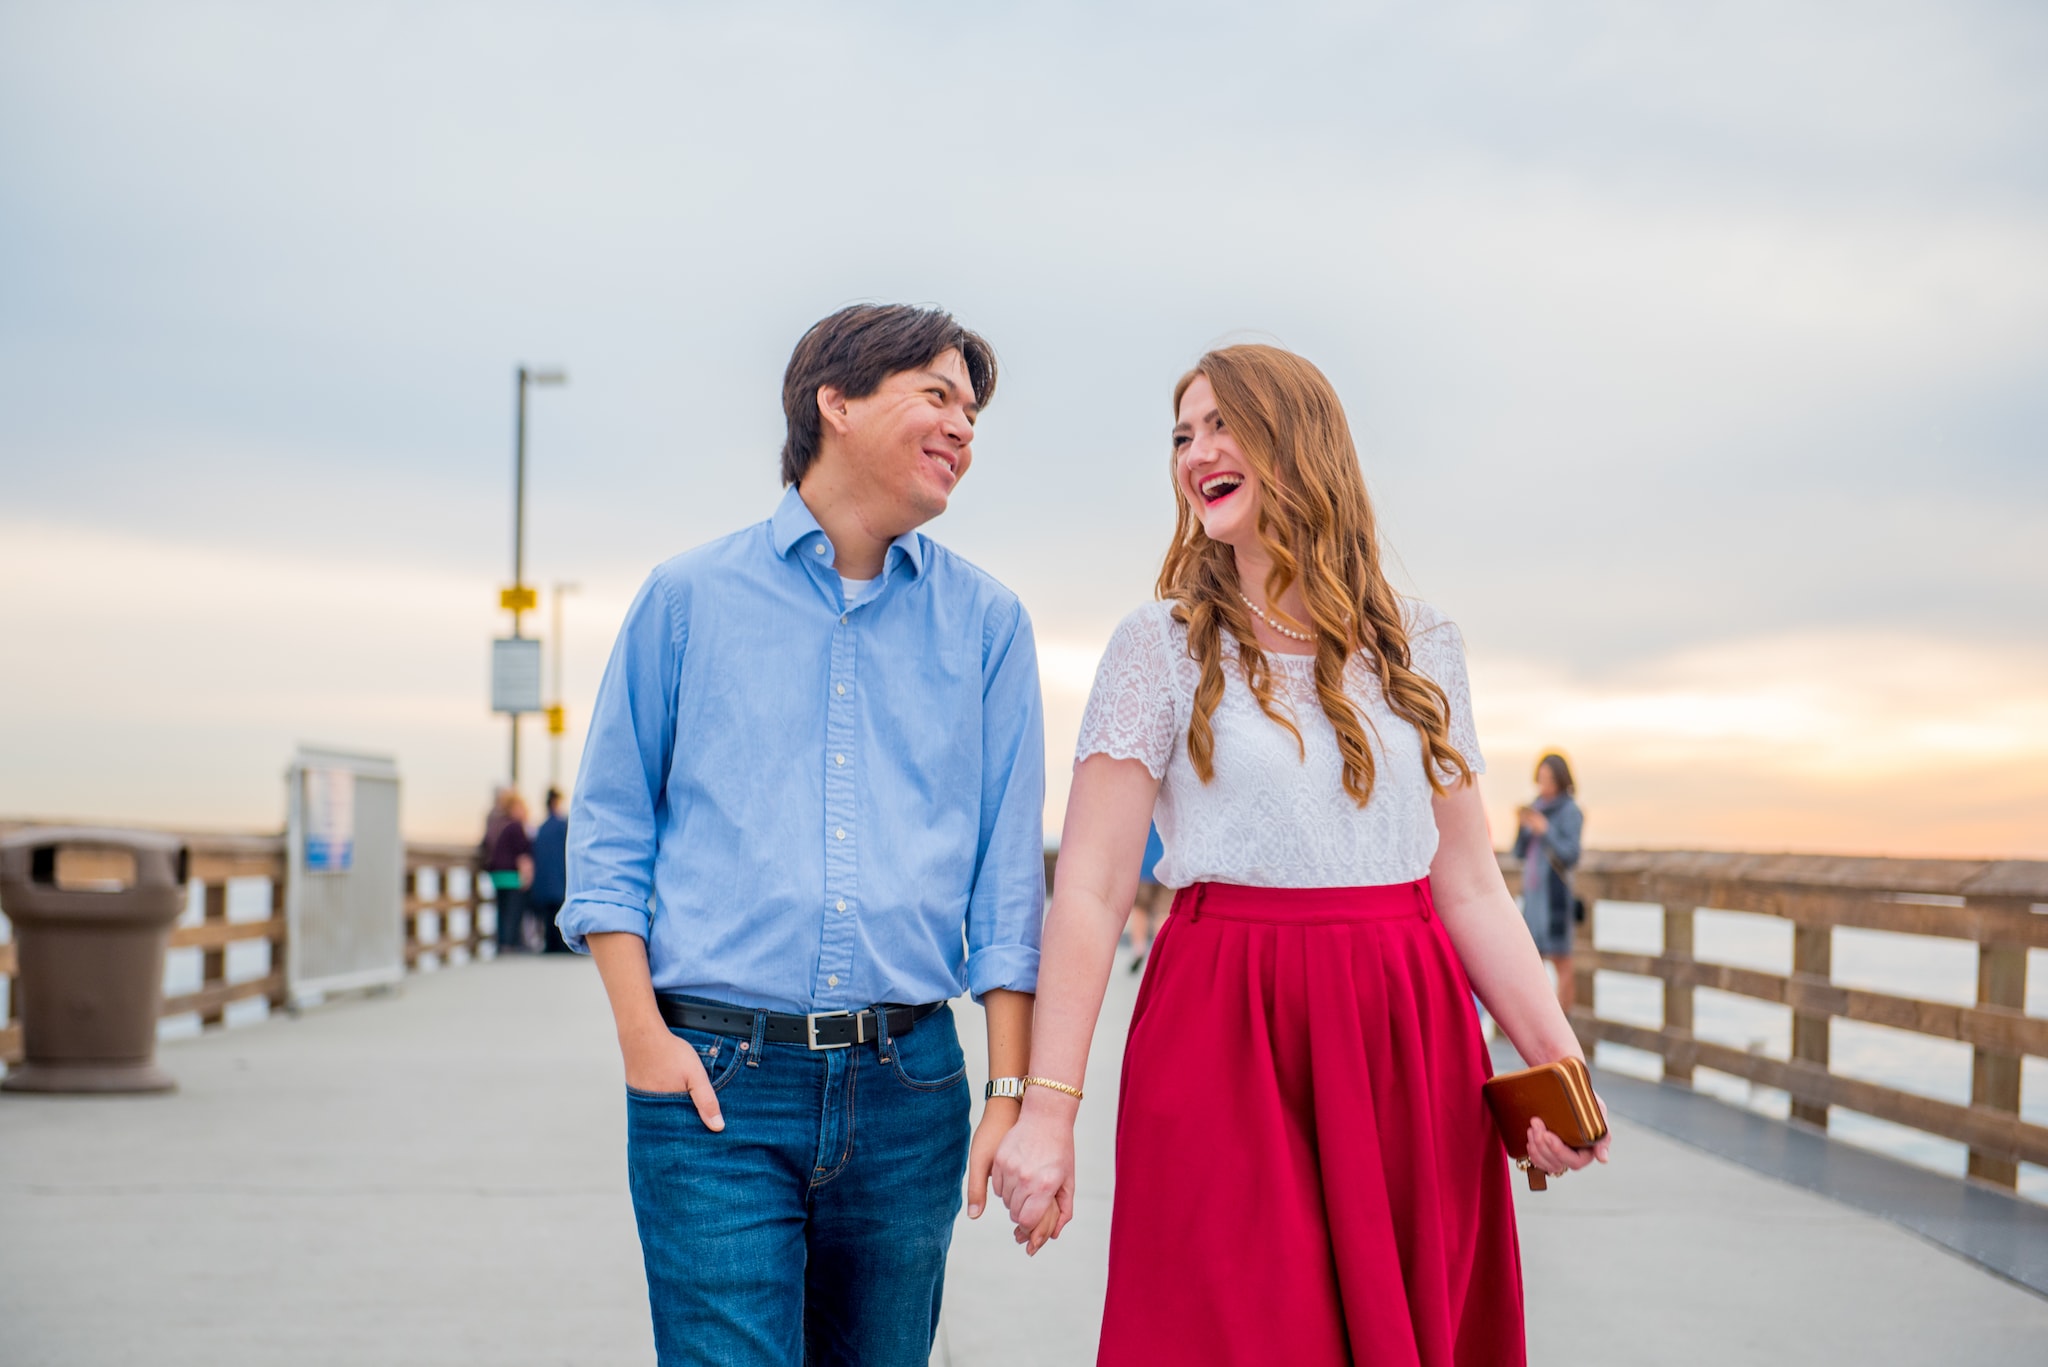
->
[967, 1100, 1065, 1251]
[988, 1098, 1078, 1255]
[620, 1025, 725, 1132]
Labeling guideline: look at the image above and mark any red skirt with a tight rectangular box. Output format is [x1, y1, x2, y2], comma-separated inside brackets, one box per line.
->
[1098, 879, 1524, 1367]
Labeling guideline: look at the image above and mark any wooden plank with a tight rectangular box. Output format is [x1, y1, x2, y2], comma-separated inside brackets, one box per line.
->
[162, 972, 284, 1021]
[1578, 872, 2048, 950]
[185, 834, 287, 885]
[185, 852, 285, 884]
[403, 898, 469, 917]
[0, 1021, 19, 1064]
[1790, 922, 1832, 1128]
[1573, 848, 2048, 902]
[0, 941, 15, 978]
[199, 880, 229, 1027]
[1662, 906, 1695, 1085]
[406, 842, 482, 867]
[406, 939, 479, 966]
[1583, 950, 2048, 1059]
[1970, 946, 2029, 1186]
[1572, 1015, 2048, 1170]
[168, 919, 285, 952]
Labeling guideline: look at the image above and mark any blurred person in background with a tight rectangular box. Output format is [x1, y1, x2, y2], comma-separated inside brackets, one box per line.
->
[1514, 753, 1584, 1013]
[479, 786, 514, 859]
[1123, 823, 1166, 975]
[487, 792, 534, 953]
[531, 787, 570, 954]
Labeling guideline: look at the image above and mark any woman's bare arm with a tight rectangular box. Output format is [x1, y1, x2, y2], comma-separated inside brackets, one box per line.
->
[1428, 781, 1610, 1173]
[989, 754, 1161, 1249]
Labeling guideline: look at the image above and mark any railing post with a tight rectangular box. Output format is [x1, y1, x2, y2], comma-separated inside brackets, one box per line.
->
[1968, 942, 2028, 1187]
[469, 861, 488, 958]
[1790, 922, 1832, 1129]
[1568, 896, 1596, 1052]
[404, 865, 422, 966]
[268, 871, 287, 1010]
[200, 879, 229, 1028]
[1663, 905, 1695, 1085]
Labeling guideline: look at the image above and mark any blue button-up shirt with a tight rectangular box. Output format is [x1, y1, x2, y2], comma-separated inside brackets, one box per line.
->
[560, 487, 1047, 1012]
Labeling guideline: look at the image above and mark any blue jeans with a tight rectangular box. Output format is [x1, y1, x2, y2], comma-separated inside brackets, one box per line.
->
[625, 999, 971, 1367]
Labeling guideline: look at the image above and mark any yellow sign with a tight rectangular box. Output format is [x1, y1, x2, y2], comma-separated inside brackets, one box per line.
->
[500, 586, 538, 612]
[545, 704, 566, 736]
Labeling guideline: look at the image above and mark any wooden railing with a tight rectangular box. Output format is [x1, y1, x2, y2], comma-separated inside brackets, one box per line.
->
[0, 827, 493, 1064]
[1505, 849, 2048, 1189]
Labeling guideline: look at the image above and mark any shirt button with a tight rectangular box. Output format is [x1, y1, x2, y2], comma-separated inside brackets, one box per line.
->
[835, 754, 845, 766]
[840, 614, 848, 624]
[835, 684, 845, 696]
[814, 543, 826, 555]
[836, 899, 847, 912]
[827, 975, 839, 988]
[835, 827, 846, 841]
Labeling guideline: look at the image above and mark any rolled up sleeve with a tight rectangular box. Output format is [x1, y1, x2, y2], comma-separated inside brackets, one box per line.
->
[963, 597, 1047, 1000]
[560, 573, 683, 953]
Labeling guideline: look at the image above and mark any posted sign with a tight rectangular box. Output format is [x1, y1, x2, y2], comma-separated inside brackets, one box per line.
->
[492, 637, 544, 715]
[303, 767, 356, 874]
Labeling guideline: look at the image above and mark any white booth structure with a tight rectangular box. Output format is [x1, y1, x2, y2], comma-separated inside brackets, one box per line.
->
[284, 746, 404, 1005]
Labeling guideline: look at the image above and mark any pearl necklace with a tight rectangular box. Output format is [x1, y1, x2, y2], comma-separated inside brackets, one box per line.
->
[1240, 592, 1313, 642]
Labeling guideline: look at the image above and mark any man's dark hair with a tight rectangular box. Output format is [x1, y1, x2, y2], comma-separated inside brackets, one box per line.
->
[780, 304, 998, 486]
[543, 786, 562, 811]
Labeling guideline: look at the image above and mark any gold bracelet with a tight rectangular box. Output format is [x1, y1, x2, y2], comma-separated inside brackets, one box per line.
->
[1023, 1075, 1084, 1101]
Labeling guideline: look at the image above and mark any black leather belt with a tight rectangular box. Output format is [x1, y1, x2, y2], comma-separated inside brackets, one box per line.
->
[656, 997, 945, 1051]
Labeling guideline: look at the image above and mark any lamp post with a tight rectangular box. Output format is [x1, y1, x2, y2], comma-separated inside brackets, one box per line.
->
[547, 580, 581, 790]
[502, 364, 567, 790]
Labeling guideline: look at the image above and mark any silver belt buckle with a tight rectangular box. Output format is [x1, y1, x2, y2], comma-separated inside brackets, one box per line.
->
[805, 1010, 857, 1050]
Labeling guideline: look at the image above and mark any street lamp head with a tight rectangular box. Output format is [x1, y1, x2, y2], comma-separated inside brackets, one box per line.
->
[529, 368, 569, 386]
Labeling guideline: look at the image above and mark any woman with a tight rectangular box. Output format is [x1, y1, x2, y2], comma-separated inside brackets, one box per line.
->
[990, 346, 1608, 1366]
[1515, 753, 1585, 1013]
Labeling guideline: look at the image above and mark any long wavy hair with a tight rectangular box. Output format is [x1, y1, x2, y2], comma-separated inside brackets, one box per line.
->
[1158, 345, 1472, 805]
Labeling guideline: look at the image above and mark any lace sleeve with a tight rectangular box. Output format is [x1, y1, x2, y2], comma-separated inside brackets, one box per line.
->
[1407, 606, 1486, 781]
[1075, 607, 1179, 779]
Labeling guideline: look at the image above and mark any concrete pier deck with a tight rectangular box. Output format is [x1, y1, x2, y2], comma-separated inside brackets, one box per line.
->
[2, 956, 2044, 1366]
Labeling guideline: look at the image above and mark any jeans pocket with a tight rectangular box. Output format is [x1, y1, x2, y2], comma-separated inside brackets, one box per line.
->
[626, 1026, 746, 1099]
[888, 1008, 967, 1092]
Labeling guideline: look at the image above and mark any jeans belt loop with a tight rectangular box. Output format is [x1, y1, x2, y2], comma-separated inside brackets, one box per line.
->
[747, 1008, 767, 1066]
[874, 1001, 895, 1063]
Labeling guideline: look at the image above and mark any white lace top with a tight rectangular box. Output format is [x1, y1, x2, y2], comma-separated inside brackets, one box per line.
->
[1075, 598, 1485, 889]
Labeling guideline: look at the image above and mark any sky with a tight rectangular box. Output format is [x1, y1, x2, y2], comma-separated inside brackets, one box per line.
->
[2, 1, 2044, 855]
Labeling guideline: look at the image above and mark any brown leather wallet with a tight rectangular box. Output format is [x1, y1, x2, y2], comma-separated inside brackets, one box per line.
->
[1483, 1056, 1607, 1191]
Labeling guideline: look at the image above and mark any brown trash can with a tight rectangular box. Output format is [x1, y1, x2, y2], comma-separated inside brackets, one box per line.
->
[0, 827, 189, 1094]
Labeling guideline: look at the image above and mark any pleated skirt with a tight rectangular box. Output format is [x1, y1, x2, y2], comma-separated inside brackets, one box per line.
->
[1097, 879, 1524, 1367]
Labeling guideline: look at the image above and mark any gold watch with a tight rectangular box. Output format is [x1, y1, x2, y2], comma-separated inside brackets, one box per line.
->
[984, 1077, 1027, 1101]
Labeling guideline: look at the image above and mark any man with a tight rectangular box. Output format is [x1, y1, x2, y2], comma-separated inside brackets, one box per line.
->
[530, 787, 569, 954]
[561, 304, 1046, 1366]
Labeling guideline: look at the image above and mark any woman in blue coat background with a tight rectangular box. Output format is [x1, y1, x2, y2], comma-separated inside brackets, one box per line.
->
[1514, 753, 1584, 1012]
